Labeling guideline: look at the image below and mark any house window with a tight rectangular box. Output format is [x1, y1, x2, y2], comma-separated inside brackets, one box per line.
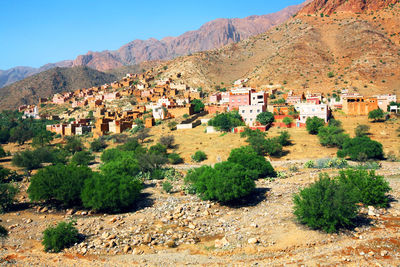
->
[257, 110, 260, 113]
[242, 110, 245, 113]
[250, 110, 253, 113]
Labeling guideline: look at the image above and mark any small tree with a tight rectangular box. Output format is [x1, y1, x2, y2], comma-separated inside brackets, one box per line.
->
[337, 136, 383, 161]
[318, 125, 349, 148]
[275, 131, 291, 146]
[70, 150, 94, 166]
[167, 121, 178, 131]
[208, 111, 244, 132]
[283, 117, 293, 127]
[159, 135, 175, 149]
[168, 153, 183, 164]
[355, 124, 370, 137]
[28, 164, 93, 207]
[368, 109, 385, 122]
[228, 146, 276, 178]
[191, 150, 207, 162]
[64, 137, 84, 154]
[306, 116, 325, 134]
[82, 173, 142, 212]
[0, 183, 18, 213]
[32, 130, 54, 147]
[0, 146, 6, 158]
[191, 99, 205, 113]
[42, 221, 79, 253]
[90, 138, 107, 152]
[293, 174, 358, 233]
[256, 111, 274, 125]
[136, 128, 151, 143]
[185, 162, 256, 203]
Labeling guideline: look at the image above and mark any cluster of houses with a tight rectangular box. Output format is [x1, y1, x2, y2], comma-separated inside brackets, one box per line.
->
[17, 71, 398, 136]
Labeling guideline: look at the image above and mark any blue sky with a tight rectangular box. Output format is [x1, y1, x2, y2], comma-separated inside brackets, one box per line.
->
[0, 0, 304, 70]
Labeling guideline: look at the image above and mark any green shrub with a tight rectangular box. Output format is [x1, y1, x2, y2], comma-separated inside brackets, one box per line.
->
[338, 136, 384, 161]
[246, 134, 282, 157]
[12, 148, 68, 171]
[149, 143, 167, 156]
[315, 158, 348, 169]
[32, 130, 54, 147]
[0, 183, 18, 213]
[227, 146, 276, 178]
[81, 173, 142, 212]
[318, 125, 349, 148]
[283, 117, 293, 126]
[306, 117, 325, 134]
[167, 121, 178, 131]
[0, 146, 6, 158]
[256, 111, 275, 125]
[64, 137, 84, 154]
[337, 169, 391, 207]
[70, 151, 94, 166]
[162, 181, 173, 193]
[304, 160, 315, 168]
[101, 148, 123, 163]
[168, 153, 184, 164]
[208, 111, 244, 132]
[275, 131, 291, 146]
[293, 174, 358, 233]
[28, 164, 93, 207]
[355, 124, 370, 137]
[90, 138, 107, 152]
[42, 221, 79, 253]
[191, 99, 205, 113]
[159, 135, 175, 149]
[185, 162, 255, 203]
[191, 150, 207, 162]
[0, 224, 8, 239]
[100, 154, 140, 178]
[368, 109, 385, 122]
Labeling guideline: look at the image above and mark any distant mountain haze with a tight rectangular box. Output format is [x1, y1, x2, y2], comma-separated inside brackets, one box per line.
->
[0, 1, 307, 88]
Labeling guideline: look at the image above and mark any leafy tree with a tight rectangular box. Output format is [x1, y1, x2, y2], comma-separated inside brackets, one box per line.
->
[42, 221, 79, 253]
[159, 135, 175, 149]
[275, 131, 291, 146]
[228, 146, 276, 178]
[185, 162, 256, 203]
[149, 143, 167, 156]
[32, 130, 54, 147]
[293, 174, 358, 233]
[368, 109, 385, 122]
[208, 111, 244, 132]
[191, 99, 205, 113]
[337, 136, 384, 161]
[355, 124, 370, 137]
[306, 116, 325, 134]
[101, 148, 123, 163]
[256, 111, 274, 125]
[12, 148, 67, 171]
[191, 150, 207, 162]
[283, 116, 293, 126]
[117, 138, 145, 154]
[337, 169, 390, 207]
[28, 164, 93, 207]
[329, 119, 342, 128]
[318, 125, 349, 148]
[101, 153, 141, 178]
[9, 125, 33, 145]
[168, 153, 183, 164]
[70, 150, 94, 166]
[246, 135, 282, 157]
[0, 183, 18, 213]
[240, 128, 266, 139]
[64, 137, 84, 154]
[90, 138, 107, 152]
[81, 172, 142, 212]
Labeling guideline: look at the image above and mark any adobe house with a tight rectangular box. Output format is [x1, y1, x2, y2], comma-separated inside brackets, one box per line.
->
[109, 120, 133, 134]
[145, 117, 155, 128]
[168, 104, 194, 118]
[205, 105, 227, 114]
[342, 96, 378, 115]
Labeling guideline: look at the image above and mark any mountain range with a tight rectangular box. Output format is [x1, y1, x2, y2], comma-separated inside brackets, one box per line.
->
[0, 1, 308, 88]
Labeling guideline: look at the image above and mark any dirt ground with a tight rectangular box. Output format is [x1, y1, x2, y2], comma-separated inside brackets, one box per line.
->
[1, 115, 400, 266]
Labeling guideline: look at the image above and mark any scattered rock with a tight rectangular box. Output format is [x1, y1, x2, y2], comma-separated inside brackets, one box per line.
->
[380, 250, 389, 257]
[123, 245, 131, 253]
[215, 237, 229, 248]
[248, 237, 259, 244]
[143, 233, 152, 244]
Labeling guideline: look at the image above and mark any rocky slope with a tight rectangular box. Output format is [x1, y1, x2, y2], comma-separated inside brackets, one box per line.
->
[0, 1, 307, 88]
[299, 0, 399, 15]
[154, 0, 400, 96]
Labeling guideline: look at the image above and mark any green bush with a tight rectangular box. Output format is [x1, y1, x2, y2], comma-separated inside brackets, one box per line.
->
[12, 148, 68, 171]
[304, 160, 315, 168]
[162, 181, 173, 193]
[168, 121, 178, 131]
[246, 134, 283, 157]
[256, 111, 275, 125]
[81, 173, 142, 212]
[293, 174, 358, 233]
[318, 125, 349, 148]
[355, 124, 370, 137]
[28, 164, 93, 207]
[0, 183, 18, 213]
[42, 221, 79, 253]
[149, 143, 167, 156]
[306, 117, 325, 134]
[337, 136, 383, 161]
[32, 130, 54, 148]
[168, 153, 183, 164]
[208, 111, 244, 132]
[90, 138, 107, 152]
[227, 146, 276, 178]
[337, 169, 391, 207]
[315, 158, 348, 169]
[275, 131, 291, 146]
[191, 150, 207, 162]
[368, 109, 385, 122]
[283, 116, 293, 126]
[191, 99, 205, 113]
[0, 146, 6, 158]
[100, 148, 123, 163]
[70, 150, 94, 166]
[64, 137, 84, 154]
[185, 162, 256, 203]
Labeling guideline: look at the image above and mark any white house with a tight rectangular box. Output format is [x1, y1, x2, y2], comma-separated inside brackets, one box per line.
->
[239, 104, 266, 126]
[295, 103, 330, 124]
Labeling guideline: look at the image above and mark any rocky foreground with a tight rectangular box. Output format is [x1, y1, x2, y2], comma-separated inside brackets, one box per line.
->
[1, 161, 400, 266]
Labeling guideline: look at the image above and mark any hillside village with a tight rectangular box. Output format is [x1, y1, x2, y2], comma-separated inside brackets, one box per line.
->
[1, 0, 400, 266]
